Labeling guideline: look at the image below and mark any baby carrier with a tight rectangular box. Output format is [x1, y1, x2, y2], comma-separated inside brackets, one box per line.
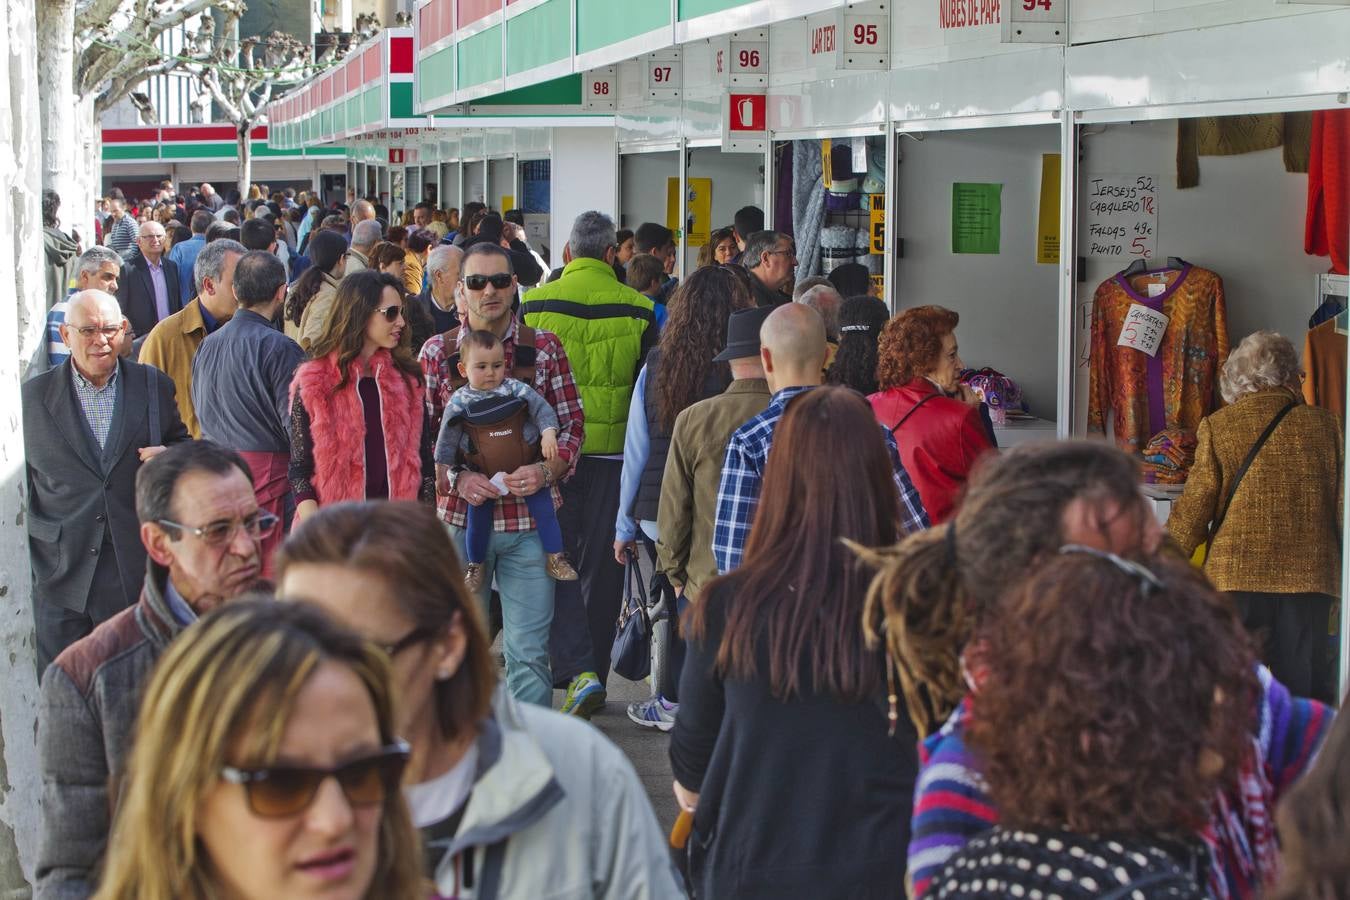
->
[455, 395, 540, 475]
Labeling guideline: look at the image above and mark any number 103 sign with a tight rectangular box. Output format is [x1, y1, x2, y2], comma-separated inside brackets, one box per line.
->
[1001, 0, 1066, 43]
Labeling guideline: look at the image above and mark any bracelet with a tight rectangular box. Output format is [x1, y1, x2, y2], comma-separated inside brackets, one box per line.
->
[537, 462, 554, 486]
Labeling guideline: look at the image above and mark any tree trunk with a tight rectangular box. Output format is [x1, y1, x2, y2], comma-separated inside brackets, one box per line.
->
[236, 122, 252, 199]
[36, 0, 76, 231]
[0, 0, 54, 889]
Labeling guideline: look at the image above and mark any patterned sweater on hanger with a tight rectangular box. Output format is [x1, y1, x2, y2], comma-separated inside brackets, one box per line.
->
[1088, 265, 1229, 452]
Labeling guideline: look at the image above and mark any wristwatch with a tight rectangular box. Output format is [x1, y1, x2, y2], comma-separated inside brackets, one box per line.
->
[537, 462, 554, 487]
[447, 465, 466, 492]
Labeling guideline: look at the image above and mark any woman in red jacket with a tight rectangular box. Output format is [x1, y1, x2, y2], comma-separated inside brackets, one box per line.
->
[868, 305, 993, 523]
[289, 270, 436, 524]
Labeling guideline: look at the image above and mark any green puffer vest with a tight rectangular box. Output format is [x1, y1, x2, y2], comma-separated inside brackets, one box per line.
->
[521, 258, 655, 454]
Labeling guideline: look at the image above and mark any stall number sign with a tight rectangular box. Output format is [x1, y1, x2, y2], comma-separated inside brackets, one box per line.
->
[584, 68, 617, 110]
[869, 194, 885, 254]
[1003, 0, 1065, 42]
[1085, 176, 1158, 259]
[730, 41, 766, 75]
[647, 59, 682, 98]
[1116, 304, 1169, 357]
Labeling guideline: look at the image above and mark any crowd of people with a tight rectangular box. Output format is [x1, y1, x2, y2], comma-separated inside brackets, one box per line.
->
[22, 180, 1350, 899]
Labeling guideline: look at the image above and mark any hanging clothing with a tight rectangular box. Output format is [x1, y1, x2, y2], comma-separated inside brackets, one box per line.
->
[1305, 109, 1350, 275]
[1088, 264, 1229, 453]
[1303, 318, 1348, 422]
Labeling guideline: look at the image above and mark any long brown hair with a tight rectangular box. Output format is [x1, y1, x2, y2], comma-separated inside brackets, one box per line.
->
[687, 386, 898, 702]
[860, 440, 1147, 735]
[1272, 693, 1350, 899]
[968, 553, 1255, 834]
[275, 501, 496, 742]
[95, 600, 426, 900]
[308, 269, 421, 390]
[653, 266, 753, 432]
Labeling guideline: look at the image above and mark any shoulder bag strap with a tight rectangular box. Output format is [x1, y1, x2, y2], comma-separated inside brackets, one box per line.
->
[889, 392, 942, 435]
[1204, 400, 1297, 563]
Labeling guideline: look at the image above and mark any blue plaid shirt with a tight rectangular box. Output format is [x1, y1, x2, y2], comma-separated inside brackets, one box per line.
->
[712, 385, 930, 573]
[72, 363, 119, 449]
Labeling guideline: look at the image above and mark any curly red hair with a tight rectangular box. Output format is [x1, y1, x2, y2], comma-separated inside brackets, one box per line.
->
[876, 305, 959, 390]
[967, 552, 1257, 835]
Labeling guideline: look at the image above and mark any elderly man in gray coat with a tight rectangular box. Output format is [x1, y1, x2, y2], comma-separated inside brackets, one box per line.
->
[22, 289, 191, 673]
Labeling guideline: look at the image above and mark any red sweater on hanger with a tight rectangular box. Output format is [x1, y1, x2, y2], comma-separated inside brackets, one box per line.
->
[1305, 109, 1349, 275]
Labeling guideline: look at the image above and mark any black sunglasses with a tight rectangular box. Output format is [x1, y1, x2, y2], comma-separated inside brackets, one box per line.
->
[463, 273, 514, 291]
[375, 303, 404, 322]
[380, 624, 441, 658]
[221, 741, 410, 818]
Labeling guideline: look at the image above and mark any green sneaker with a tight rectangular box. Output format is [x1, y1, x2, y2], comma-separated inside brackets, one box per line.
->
[559, 672, 606, 719]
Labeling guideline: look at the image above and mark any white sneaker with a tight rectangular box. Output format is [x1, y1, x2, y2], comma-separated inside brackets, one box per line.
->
[626, 696, 678, 732]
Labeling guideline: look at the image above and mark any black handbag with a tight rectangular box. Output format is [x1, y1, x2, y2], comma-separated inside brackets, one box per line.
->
[610, 550, 653, 681]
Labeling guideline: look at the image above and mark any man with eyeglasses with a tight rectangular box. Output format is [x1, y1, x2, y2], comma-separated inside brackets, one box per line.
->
[35, 441, 268, 900]
[741, 230, 798, 308]
[45, 246, 123, 370]
[418, 243, 583, 707]
[115, 221, 183, 341]
[23, 289, 191, 676]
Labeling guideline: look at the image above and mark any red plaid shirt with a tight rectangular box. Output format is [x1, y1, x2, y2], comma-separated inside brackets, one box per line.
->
[419, 315, 584, 531]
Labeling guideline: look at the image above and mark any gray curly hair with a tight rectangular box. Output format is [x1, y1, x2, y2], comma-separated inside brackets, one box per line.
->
[1218, 331, 1301, 404]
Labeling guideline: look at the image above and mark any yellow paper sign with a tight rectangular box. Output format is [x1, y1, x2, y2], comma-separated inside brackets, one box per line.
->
[1036, 154, 1060, 265]
[869, 194, 885, 255]
[666, 178, 713, 246]
[685, 177, 712, 247]
[500, 195, 515, 214]
[666, 178, 681, 235]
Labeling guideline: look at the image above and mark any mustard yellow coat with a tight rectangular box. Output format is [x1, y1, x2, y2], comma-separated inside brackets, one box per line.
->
[1169, 388, 1343, 596]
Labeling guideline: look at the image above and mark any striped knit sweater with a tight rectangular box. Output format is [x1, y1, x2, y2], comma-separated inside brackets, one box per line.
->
[909, 666, 1331, 899]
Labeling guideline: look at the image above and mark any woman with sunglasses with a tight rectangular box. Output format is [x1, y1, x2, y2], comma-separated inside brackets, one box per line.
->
[669, 387, 919, 899]
[858, 441, 1331, 899]
[276, 500, 682, 899]
[94, 599, 425, 900]
[289, 270, 436, 524]
[920, 550, 1249, 898]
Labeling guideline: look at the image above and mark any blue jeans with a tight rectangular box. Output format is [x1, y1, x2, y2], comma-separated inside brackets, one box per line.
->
[448, 525, 554, 706]
[465, 491, 564, 562]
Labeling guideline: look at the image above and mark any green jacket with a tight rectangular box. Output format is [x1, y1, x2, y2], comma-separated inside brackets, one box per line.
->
[522, 258, 656, 454]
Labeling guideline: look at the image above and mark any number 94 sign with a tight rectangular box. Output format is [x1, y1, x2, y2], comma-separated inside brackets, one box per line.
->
[1001, 0, 1066, 43]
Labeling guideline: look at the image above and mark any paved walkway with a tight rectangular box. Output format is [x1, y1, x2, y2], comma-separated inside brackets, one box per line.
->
[550, 675, 681, 832]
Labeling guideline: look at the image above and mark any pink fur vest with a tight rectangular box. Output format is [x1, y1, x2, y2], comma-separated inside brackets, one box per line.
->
[291, 350, 424, 504]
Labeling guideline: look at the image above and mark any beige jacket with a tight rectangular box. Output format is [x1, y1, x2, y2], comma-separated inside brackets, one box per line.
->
[1169, 389, 1343, 595]
[293, 272, 342, 352]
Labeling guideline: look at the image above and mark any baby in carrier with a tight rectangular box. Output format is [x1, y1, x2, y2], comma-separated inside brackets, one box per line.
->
[436, 330, 579, 590]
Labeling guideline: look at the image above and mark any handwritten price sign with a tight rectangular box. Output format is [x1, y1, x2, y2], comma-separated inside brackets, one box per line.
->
[1116, 303, 1170, 357]
[1086, 175, 1158, 259]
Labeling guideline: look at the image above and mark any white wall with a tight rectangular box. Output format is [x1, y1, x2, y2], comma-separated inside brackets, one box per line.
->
[488, 157, 515, 211]
[550, 127, 619, 270]
[896, 125, 1063, 419]
[440, 162, 462, 211]
[619, 150, 677, 235]
[683, 148, 764, 271]
[463, 161, 486, 204]
[1072, 118, 1327, 431]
